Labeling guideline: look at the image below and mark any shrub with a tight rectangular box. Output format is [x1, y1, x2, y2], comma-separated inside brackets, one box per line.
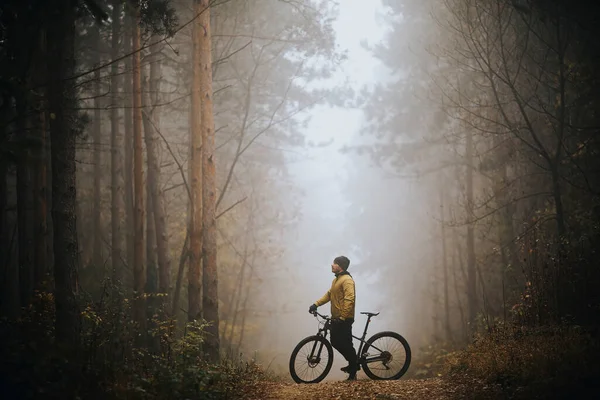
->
[445, 324, 600, 398]
[0, 288, 267, 400]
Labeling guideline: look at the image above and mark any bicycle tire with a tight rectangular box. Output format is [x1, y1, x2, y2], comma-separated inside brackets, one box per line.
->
[361, 331, 411, 380]
[289, 335, 334, 384]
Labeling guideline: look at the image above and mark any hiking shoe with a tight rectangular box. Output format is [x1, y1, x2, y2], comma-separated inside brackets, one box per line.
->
[341, 364, 360, 373]
[345, 373, 357, 381]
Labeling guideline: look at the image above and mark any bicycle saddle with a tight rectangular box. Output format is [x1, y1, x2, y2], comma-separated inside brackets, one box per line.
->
[360, 311, 380, 317]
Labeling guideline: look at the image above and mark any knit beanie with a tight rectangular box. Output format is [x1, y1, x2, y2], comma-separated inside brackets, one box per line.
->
[334, 256, 350, 271]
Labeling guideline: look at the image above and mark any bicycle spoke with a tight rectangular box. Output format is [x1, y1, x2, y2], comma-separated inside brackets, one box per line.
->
[363, 334, 409, 379]
[292, 339, 331, 383]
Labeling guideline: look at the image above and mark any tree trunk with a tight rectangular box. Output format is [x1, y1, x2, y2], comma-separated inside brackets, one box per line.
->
[236, 263, 255, 353]
[33, 29, 48, 289]
[551, 165, 566, 240]
[145, 36, 171, 309]
[224, 240, 249, 353]
[146, 188, 158, 350]
[16, 106, 33, 308]
[172, 231, 188, 316]
[142, 68, 158, 329]
[146, 192, 157, 298]
[189, 0, 203, 323]
[47, 0, 80, 345]
[452, 238, 466, 342]
[466, 128, 477, 330]
[110, 0, 123, 285]
[0, 161, 19, 318]
[123, 10, 135, 284]
[131, 5, 146, 332]
[92, 25, 103, 268]
[200, 0, 220, 362]
[439, 184, 451, 342]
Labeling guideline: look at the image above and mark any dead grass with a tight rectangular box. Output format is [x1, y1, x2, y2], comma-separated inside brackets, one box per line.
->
[444, 325, 600, 399]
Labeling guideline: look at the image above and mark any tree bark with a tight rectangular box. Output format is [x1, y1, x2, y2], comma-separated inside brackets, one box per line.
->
[200, 0, 220, 362]
[551, 165, 566, 240]
[33, 28, 48, 289]
[224, 239, 249, 353]
[466, 128, 477, 330]
[189, 0, 203, 323]
[142, 67, 159, 328]
[47, 0, 80, 345]
[123, 9, 135, 284]
[92, 25, 103, 267]
[172, 230, 188, 316]
[146, 186, 158, 343]
[110, 0, 123, 285]
[439, 184, 451, 341]
[0, 160, 19, 318]
[131, 5, 146, 332]
[145, 36, 171, 309]
[16, 105, 33, 308]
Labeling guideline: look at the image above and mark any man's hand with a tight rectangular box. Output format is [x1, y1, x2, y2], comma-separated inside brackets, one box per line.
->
[309, 304, 317, 313]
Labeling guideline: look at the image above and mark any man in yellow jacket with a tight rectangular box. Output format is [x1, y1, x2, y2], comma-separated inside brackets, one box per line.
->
[309, 255, 357, 380]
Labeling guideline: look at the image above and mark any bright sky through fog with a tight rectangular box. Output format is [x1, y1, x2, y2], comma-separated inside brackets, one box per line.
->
[289, 0, 388, 182]
[285, 0, 389, 275]
[285, 0, 389, 298]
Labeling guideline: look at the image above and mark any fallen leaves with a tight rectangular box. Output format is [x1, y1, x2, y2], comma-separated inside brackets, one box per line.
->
[240, 376, 504, 400]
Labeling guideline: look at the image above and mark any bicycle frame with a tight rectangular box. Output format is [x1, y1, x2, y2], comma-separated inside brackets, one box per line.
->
[311, 312, 391, 368]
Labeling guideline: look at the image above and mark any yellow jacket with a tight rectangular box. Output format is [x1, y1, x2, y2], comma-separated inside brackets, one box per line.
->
[315, 272, 355, 320]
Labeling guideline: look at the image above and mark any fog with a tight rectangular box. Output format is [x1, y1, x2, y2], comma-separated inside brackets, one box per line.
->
[249, 1, 434, 379]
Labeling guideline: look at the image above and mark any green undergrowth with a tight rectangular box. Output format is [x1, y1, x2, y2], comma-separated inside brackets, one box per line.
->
[0, 290, 268, 399]
[445, 324, 600, 399]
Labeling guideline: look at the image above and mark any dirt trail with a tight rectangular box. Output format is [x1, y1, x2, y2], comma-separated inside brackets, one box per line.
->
[248, 378, 504, 400]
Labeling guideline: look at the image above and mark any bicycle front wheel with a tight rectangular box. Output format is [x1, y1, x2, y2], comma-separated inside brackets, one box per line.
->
[289, 335, 334, 383]
[361, 331, 411, 380]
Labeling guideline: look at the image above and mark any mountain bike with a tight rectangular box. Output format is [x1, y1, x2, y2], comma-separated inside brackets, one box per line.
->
[289, 310, 411, 383]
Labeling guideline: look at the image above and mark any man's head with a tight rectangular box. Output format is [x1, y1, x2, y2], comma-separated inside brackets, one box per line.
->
[331, 255, 350, 274]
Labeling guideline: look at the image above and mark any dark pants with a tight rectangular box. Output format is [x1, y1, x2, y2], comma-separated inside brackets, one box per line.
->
[330, 319, 357, 371]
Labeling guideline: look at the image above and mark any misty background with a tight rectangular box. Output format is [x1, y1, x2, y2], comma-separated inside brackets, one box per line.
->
[254, 0, 429, 378]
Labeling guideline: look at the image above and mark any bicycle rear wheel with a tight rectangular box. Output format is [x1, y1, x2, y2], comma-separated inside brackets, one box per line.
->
[289, 335, 334, 383]
[361, 331, 411, 380]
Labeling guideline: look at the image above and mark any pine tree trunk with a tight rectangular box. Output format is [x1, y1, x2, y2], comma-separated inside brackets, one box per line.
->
[0, 160, 19, 318]
[439, 184, 451, 341]
[142, 67, 158, 329]
[466, 128, 477, 329]
[47, 0, 80, 345]
[123, 10, 135, 284]
[199, 0, 220, 362]
[189, 0, 203, 323]
[224, 241, 248, 353]
[145, 36, 171, 309]
[146, 187, 158, 345]
[451, 238, 466, 342]
[16, 105, 33, 308]
[131, 5, 146, 332]
[33, 29, 48, 289]
[92, 25, 103, 267]
[110, 0, 123, 285]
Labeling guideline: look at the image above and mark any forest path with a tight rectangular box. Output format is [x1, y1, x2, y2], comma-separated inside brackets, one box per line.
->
[247, 377, 504, 400]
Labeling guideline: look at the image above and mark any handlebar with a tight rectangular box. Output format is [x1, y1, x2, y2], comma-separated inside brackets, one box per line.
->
[310, 310, 330, 320]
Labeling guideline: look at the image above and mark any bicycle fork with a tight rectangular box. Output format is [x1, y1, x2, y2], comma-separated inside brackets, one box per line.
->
[308, 327, 329, 366]
[307, 340, 325, 366]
